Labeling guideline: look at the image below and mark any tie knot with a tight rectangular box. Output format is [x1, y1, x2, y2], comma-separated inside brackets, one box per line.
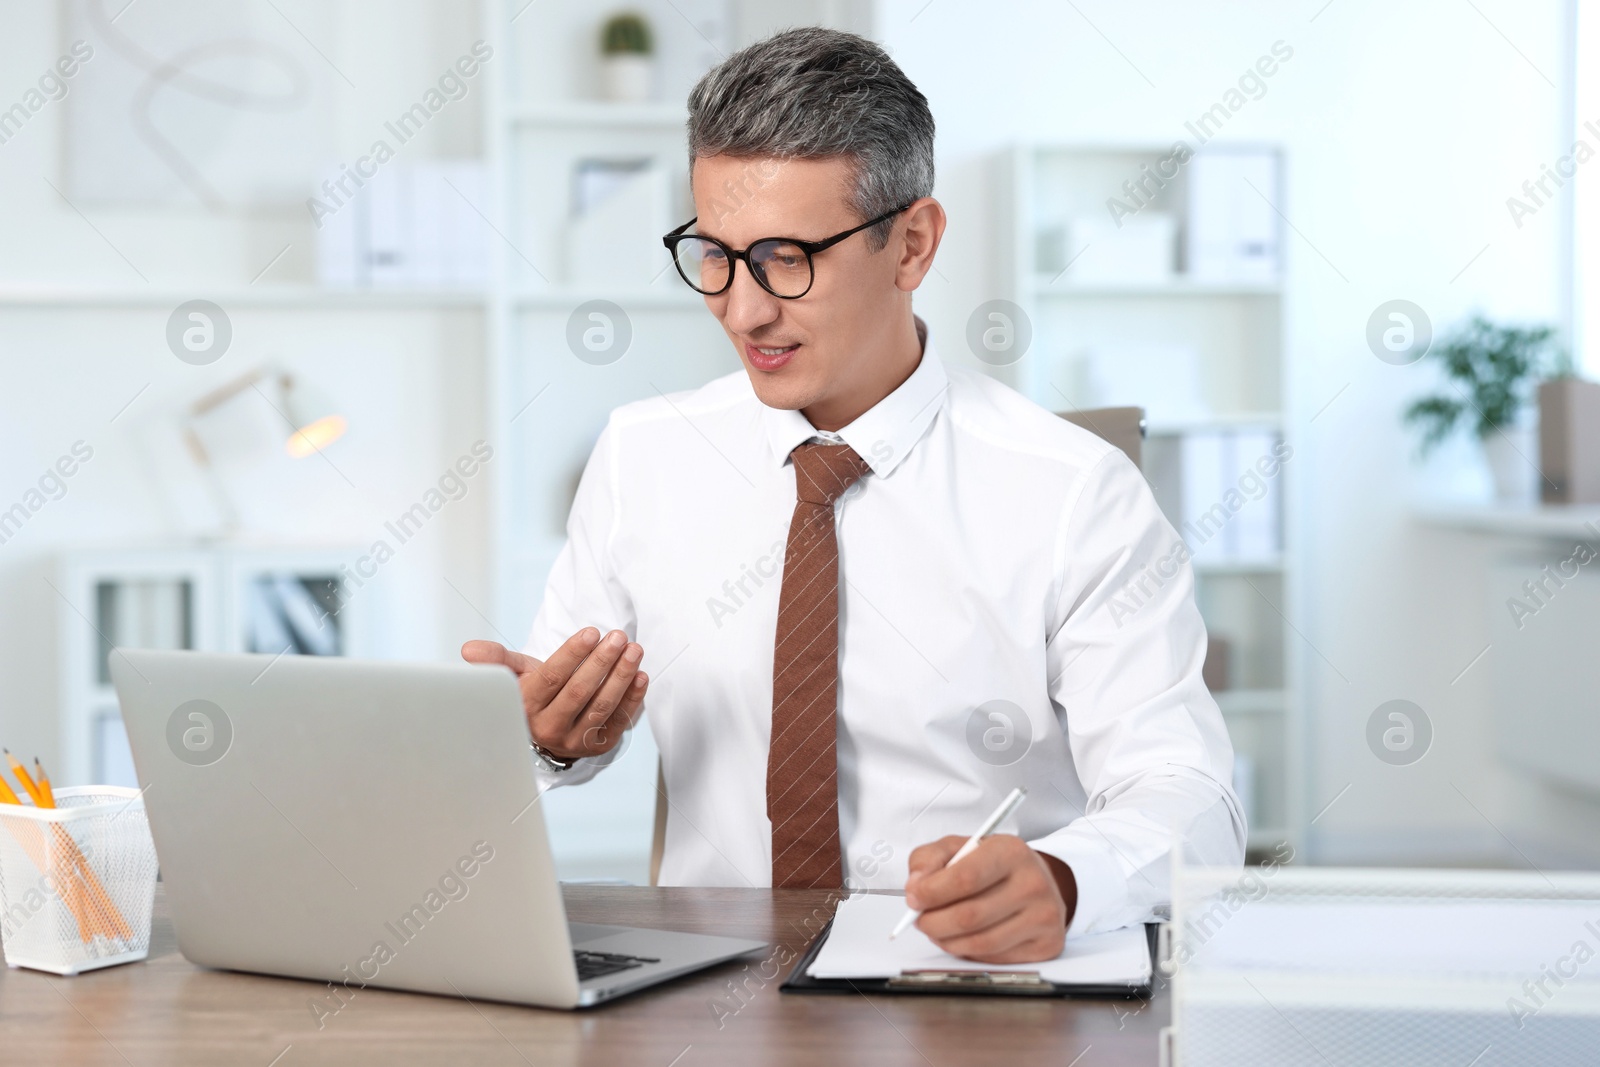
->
[790, 442, 870, 506]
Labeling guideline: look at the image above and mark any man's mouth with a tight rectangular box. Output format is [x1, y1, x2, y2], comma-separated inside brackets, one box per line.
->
[746, 341, 800, 371]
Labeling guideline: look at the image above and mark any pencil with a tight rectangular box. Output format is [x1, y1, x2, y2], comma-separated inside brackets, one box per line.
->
[33, 758, 55, 808]
[0, 752, 131, 944]
[3, 749, 42, 806]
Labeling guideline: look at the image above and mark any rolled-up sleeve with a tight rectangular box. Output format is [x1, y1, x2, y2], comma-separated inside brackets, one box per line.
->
[1027, 446, 1247, 936]
[523, 416, 638, 790]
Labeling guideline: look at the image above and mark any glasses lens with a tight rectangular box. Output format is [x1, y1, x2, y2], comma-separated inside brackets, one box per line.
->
[750, 240, 813, 297]
[674, 237, 730, 294]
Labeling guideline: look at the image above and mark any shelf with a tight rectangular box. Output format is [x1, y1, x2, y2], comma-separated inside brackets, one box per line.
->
[510, 286, 704, 311]
[1026, 276, 1280, 298]
[1010, 138, 1299, 855]
[1415, 503, 1600, 540]
[1145, 413, 1283, 435]
[1194, 557, 1285, 575]
[504, 100, 687, 129]
[1216, 689, 1288, 716]
[0, 286, 489, 309]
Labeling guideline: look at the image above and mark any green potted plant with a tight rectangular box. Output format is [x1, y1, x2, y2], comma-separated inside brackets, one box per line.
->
[1403, 315, 1569, 501]
[599, 12, 655, 103]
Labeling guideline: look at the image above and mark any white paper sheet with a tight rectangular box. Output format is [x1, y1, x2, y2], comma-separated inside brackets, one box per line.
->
[806, 893, 1152, 985]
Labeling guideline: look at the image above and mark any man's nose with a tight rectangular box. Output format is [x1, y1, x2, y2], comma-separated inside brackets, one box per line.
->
[717, 259, 782, 337]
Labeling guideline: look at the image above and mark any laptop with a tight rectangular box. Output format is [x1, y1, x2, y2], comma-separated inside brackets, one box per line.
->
[110, 649, 765, 1008]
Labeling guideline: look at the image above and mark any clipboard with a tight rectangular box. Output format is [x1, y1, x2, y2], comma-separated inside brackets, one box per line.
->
[779, 919, 1159, 999]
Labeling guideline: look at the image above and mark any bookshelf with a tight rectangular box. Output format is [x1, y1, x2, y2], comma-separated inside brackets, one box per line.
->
[999, 142, 1304, 857]
[483, 1, 747, 881]
[0, 287, 488, 311]
[55, 546, 370, 788]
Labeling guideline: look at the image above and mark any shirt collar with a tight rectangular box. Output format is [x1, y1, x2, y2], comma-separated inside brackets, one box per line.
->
[762, 314, 949, 479]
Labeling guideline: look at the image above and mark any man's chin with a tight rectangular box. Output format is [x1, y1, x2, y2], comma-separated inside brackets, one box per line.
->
[744, 368, 818, 412]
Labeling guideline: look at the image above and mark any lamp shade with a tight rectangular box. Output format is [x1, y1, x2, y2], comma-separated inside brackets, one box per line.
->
[279, 374, 347, 458]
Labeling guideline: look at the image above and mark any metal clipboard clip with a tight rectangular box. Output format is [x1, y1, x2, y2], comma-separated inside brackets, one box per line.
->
[887, 969, 1055, 993]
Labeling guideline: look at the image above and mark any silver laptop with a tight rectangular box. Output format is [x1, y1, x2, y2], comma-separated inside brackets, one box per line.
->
[110, 649, 765, 1009]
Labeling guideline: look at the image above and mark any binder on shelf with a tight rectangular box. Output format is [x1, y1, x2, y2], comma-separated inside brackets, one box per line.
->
[313, 160, 489, 289]
[564, 160, 672, 287]
[1180, 431, 1230, 561]
[1231, 428, 1282, 560]
[1186, 149, 1280, 283]
[1171, 428, 1285, 564]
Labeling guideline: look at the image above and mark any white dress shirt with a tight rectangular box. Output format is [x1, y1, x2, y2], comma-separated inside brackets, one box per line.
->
[525, 317, 1246, 936]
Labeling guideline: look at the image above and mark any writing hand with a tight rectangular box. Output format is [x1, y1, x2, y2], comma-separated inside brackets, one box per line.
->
[903, 834, 1076, 964]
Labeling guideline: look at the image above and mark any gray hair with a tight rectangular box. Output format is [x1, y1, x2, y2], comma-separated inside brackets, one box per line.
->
[686, 27, 934, 252]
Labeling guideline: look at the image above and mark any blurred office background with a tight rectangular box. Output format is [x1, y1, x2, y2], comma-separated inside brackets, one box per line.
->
[1, 0, 1597, 883]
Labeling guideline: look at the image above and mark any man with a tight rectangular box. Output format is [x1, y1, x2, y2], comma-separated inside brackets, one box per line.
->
[463, 26, 1244, 965]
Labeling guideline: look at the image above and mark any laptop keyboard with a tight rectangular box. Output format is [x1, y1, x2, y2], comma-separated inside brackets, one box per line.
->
[574, 949, 661, 981]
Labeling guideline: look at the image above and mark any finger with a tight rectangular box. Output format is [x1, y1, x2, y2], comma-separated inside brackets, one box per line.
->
[905, 838, 1011, 911]
[461, 639, 517, 667]
[615, 670, 648, 729]
[521, 627, 603, 709]
[936, 922, 1062, 965]
[464, 640, 555, 695]
[570, 669, 647, 756]
[925, 882, 1063, 963]
[906, 836, 966, 880]
[536, 629, 629, 732]
[915, 874, 1027, 945]
[560, 641, 643, 751]
[582, 642, 643, 726]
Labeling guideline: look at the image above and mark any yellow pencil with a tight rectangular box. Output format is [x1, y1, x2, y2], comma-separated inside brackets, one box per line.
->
[0, 748, 130, 943]
[3, 749, 42, 806]
[32, 758, 55, 809]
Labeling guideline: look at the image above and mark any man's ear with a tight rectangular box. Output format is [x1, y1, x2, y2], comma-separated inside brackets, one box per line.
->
[894, 197, 946, 293]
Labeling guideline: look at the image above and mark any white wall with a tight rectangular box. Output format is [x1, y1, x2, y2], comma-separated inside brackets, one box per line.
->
[874, 0, 1596, 866]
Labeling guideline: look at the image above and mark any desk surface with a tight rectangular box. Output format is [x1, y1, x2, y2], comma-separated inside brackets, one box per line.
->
[1, 884, 1167, 1066]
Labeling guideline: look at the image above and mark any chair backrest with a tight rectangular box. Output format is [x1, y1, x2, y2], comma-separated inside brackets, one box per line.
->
[1056, 406, 1145, 470]
[647, 403, 1148, 885]
[650, 764, 667, 886]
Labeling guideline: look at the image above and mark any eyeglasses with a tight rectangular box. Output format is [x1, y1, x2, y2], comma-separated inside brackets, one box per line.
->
[661, 202, 914, 299]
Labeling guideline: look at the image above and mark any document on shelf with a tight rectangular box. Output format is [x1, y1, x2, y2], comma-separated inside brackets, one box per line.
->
[806, 893, 1152, 984]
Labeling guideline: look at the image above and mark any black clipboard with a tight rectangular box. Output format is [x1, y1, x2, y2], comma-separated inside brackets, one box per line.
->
[779, 919, 1159, 999]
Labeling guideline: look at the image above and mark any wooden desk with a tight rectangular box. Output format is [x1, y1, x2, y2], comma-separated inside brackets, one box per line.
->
[1, 884, 1167, 1066]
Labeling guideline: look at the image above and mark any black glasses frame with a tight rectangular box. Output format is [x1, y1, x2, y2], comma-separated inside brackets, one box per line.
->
[661, 202, 915, 299]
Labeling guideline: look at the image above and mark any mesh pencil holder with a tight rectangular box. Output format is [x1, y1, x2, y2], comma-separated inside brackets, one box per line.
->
[0, 786, 158, 975]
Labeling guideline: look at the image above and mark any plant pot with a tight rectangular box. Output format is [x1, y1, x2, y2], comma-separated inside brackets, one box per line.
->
[1481, 425, 1538, 504]
[600, 54, 654, 103]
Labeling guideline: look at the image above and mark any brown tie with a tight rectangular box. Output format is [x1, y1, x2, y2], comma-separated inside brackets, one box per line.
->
[767, 441, 871, 888]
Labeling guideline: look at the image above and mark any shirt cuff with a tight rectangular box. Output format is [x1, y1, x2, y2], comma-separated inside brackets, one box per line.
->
[1028, 832, 1126, 938]
[530, 750, 605, 790]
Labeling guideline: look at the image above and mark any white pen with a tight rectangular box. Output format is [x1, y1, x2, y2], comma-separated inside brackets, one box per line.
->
[890, 786, 1028, 940]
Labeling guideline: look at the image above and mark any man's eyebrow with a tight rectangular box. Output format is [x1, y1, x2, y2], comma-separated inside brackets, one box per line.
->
[689, 223, 826, 245]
